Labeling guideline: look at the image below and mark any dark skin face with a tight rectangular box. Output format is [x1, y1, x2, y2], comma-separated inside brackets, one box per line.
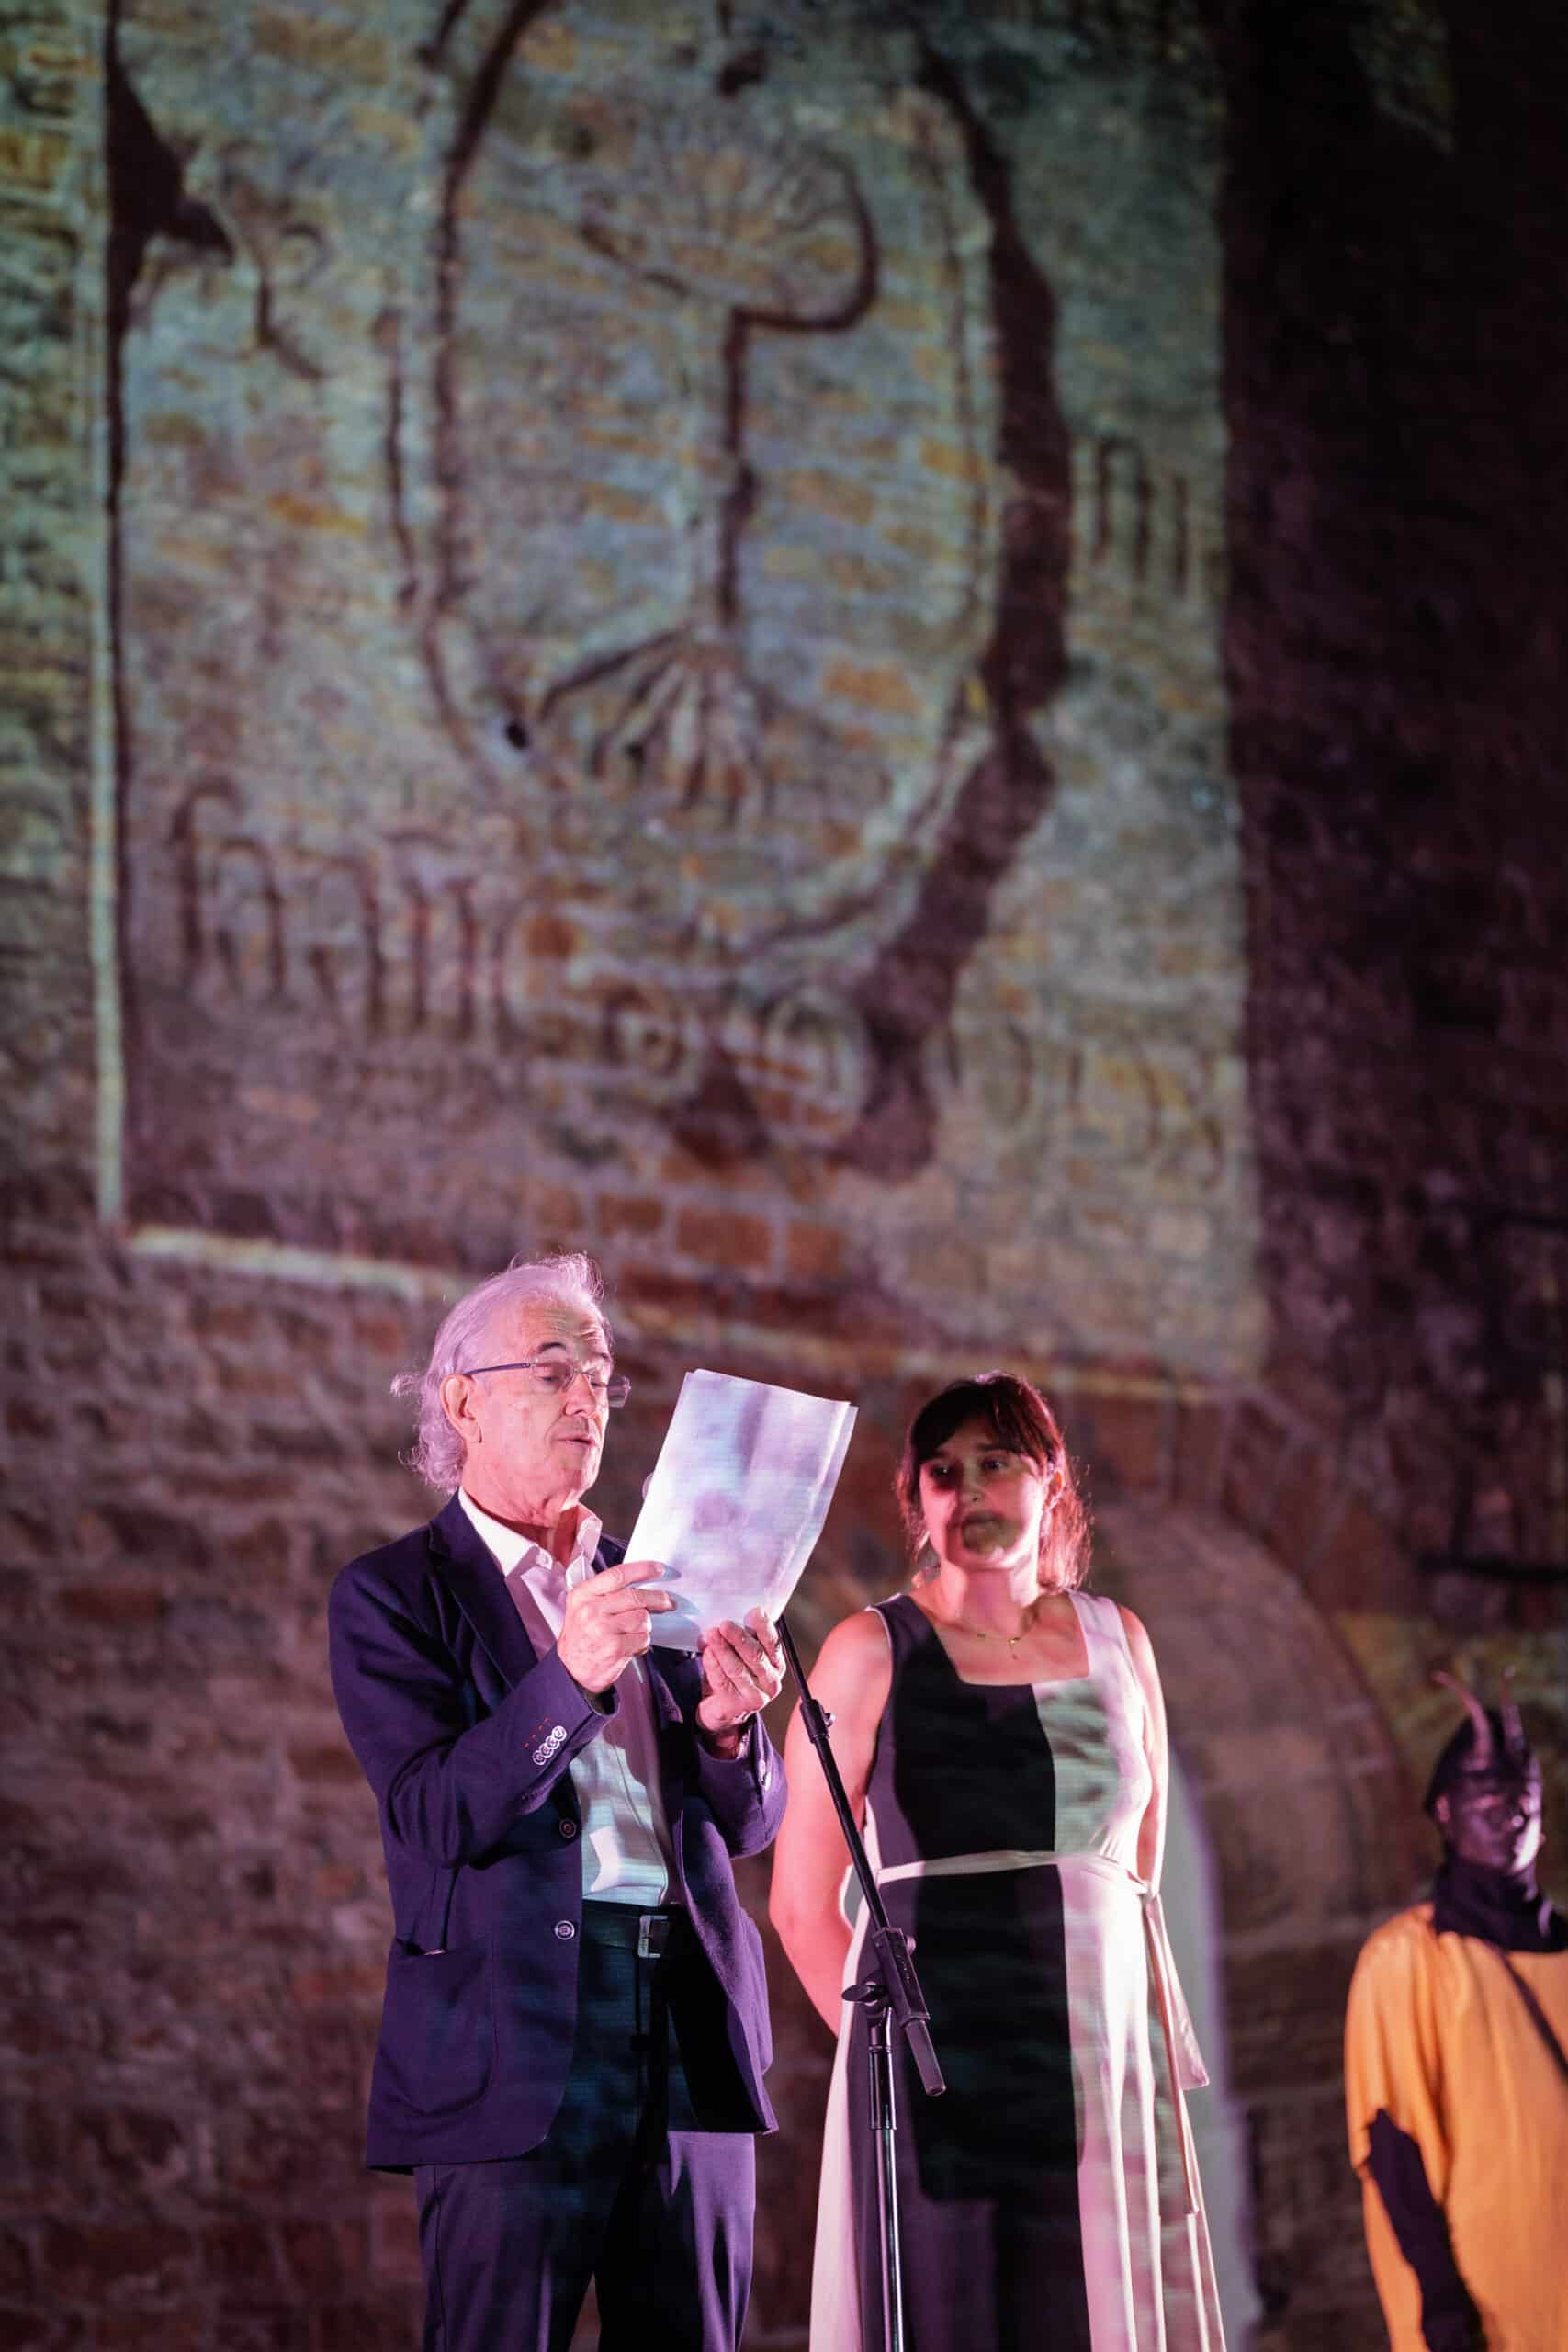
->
[1433, 1771, 1543, 1876]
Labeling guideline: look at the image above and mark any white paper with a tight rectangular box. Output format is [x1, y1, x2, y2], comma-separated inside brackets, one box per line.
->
[625, 1369, 857, 1651]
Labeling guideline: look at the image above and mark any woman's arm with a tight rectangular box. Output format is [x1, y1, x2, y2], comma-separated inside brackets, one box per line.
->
[1118, 1602, 1168, 1890]
[768, 1608, 894, 2033]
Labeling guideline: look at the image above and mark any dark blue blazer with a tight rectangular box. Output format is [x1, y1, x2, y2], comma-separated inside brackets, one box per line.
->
[328, 1493, 785, 2168]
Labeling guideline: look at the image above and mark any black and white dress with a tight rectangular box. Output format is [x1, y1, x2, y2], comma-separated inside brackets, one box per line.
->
[810, 1590, 1224, 2351]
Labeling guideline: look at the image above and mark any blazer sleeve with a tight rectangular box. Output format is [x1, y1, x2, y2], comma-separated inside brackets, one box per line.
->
[691, 1712, 787, 1858]
[329, 1551, 612, 1869]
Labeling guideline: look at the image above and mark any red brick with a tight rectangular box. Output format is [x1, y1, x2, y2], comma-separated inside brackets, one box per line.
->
[287, 1742, 362, 1787]
[66, 2106, 190, 2192]
[39, 2219, 196, 2300]
[312, 2295, 423, 2352]
[1168, 1396, 1230, 1510]
[784, 1221, 847, 1283]
[278, 2215, 367, 2297]
[0, 1995, 93, 2061]
[367, 2191, 422, 2284]
[1261, 1436, 1342, 1568]
[597, 1193, 665, 1240]
[1079, 1391, 1170, 1499]
[350, 1307, 412, 1359]
[219, 2111, 365, 2199]
[0, 2230, 32, 2300]
[673, 1208, 775, 1274]
[96, 2312, 204, 2352]
[288, 1961, 385, 2009]
[0, 1571, 41, 1624]
[78, 1506, 208, 1570]
[188, 1298, 264, 1342]
[1220, 1396, 1294, 1535]
[526, 912, 579, 957]
[530, 1183, 584, 1235]
[1302, 1492, 1420, 1613]
[55, 1583, 166, 1627]
[208, 2304, 310, 2352]
[203, 2212, 276, 2288]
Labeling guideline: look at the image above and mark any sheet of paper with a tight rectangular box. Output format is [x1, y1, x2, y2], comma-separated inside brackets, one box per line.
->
[625, 1369, 857, 1651]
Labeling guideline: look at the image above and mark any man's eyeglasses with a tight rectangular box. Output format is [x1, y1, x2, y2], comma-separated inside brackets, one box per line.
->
[461, 1356, 631, 1408]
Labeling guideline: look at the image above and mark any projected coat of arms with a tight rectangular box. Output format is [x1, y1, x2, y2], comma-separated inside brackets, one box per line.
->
[111, 0, 1259, 1371]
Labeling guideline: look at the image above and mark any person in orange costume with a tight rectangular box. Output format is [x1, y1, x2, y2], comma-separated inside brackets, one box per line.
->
[1344, 1673, 1568, 2351]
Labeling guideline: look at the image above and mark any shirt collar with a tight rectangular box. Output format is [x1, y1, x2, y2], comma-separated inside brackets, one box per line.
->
[458, 1487, 604, 1586]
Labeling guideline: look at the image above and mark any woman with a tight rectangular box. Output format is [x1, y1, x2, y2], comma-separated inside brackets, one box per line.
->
[770, 1374, 1223, 2351]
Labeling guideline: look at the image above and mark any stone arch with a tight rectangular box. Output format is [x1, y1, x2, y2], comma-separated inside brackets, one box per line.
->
[1096, 1500, 1427, 1926]
[1094, 1498, 1429, 2343]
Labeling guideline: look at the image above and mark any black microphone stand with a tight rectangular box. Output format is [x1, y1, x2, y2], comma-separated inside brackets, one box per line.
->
[776, 1612, 945, 2352]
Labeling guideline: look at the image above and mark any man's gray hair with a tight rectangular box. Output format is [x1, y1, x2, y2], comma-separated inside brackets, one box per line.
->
[392, 1250, 611, 1492]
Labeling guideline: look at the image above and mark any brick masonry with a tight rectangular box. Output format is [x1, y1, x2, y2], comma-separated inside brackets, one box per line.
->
[3, 2, 1567, 2347]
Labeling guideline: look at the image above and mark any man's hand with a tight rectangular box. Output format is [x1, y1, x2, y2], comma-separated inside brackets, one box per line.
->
[696, 1609, 784, 1756]
[556, 1559, 674, 1696]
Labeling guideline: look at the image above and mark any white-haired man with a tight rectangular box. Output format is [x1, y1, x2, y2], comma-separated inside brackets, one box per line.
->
[329, 1252, 785, 2352]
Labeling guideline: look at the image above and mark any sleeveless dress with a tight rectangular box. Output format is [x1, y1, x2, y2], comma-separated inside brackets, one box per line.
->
[810, 1590, 1224, 2351]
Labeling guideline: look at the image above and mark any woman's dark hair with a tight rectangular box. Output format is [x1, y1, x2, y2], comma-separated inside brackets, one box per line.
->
[895, 1372, 1091, 1592]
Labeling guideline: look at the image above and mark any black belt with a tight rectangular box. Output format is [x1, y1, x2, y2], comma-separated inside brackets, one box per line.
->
[580, 1901, 689, 1960]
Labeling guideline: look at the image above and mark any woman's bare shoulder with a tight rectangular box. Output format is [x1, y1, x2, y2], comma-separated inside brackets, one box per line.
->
[816, 1602, 895, 1663]
[1112, 1598, 1153, 1650]
[810, 1601, 896, 1701]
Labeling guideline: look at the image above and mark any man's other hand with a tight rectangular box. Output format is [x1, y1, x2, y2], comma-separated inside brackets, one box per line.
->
[696, 1609, 785, 1755]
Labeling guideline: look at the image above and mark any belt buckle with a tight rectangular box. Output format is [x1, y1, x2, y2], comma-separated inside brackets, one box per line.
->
[637, 1912, 669, 1961]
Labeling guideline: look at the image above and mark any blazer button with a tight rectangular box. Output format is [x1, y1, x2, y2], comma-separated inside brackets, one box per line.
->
[558, 1818, 578, 1839]
[554, 1919, 576, 1940]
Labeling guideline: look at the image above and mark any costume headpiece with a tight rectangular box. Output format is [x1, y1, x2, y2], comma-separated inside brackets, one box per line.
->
[1422, 1667, 1539, 1816]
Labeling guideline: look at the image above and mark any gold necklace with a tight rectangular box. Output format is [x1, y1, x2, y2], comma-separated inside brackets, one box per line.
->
[930, 1599, 1042, 1653]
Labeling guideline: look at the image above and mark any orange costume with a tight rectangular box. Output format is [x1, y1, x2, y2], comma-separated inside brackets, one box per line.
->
[1345, 1900, 1568, 2350]
[1345, 1675, 1568, 2352]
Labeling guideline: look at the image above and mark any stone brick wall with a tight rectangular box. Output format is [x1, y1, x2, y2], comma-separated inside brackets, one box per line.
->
[4, 3, 1567, 2348]
[1210, 0, 1568, 1600]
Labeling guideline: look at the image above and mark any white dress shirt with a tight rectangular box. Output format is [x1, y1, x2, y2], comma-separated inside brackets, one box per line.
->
[458, 1488, 675, 1906]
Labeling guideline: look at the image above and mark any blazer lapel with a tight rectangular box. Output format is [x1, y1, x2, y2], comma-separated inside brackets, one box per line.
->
[427, 1492, 540, 1690]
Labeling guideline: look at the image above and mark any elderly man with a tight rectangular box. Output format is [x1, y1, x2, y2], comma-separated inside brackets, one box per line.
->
[329, 1251, 785, 2352]
[1344, 1671, 1568, 2352]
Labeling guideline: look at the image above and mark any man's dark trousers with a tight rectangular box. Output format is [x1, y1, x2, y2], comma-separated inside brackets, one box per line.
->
[413, 1904, 757, 2352]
